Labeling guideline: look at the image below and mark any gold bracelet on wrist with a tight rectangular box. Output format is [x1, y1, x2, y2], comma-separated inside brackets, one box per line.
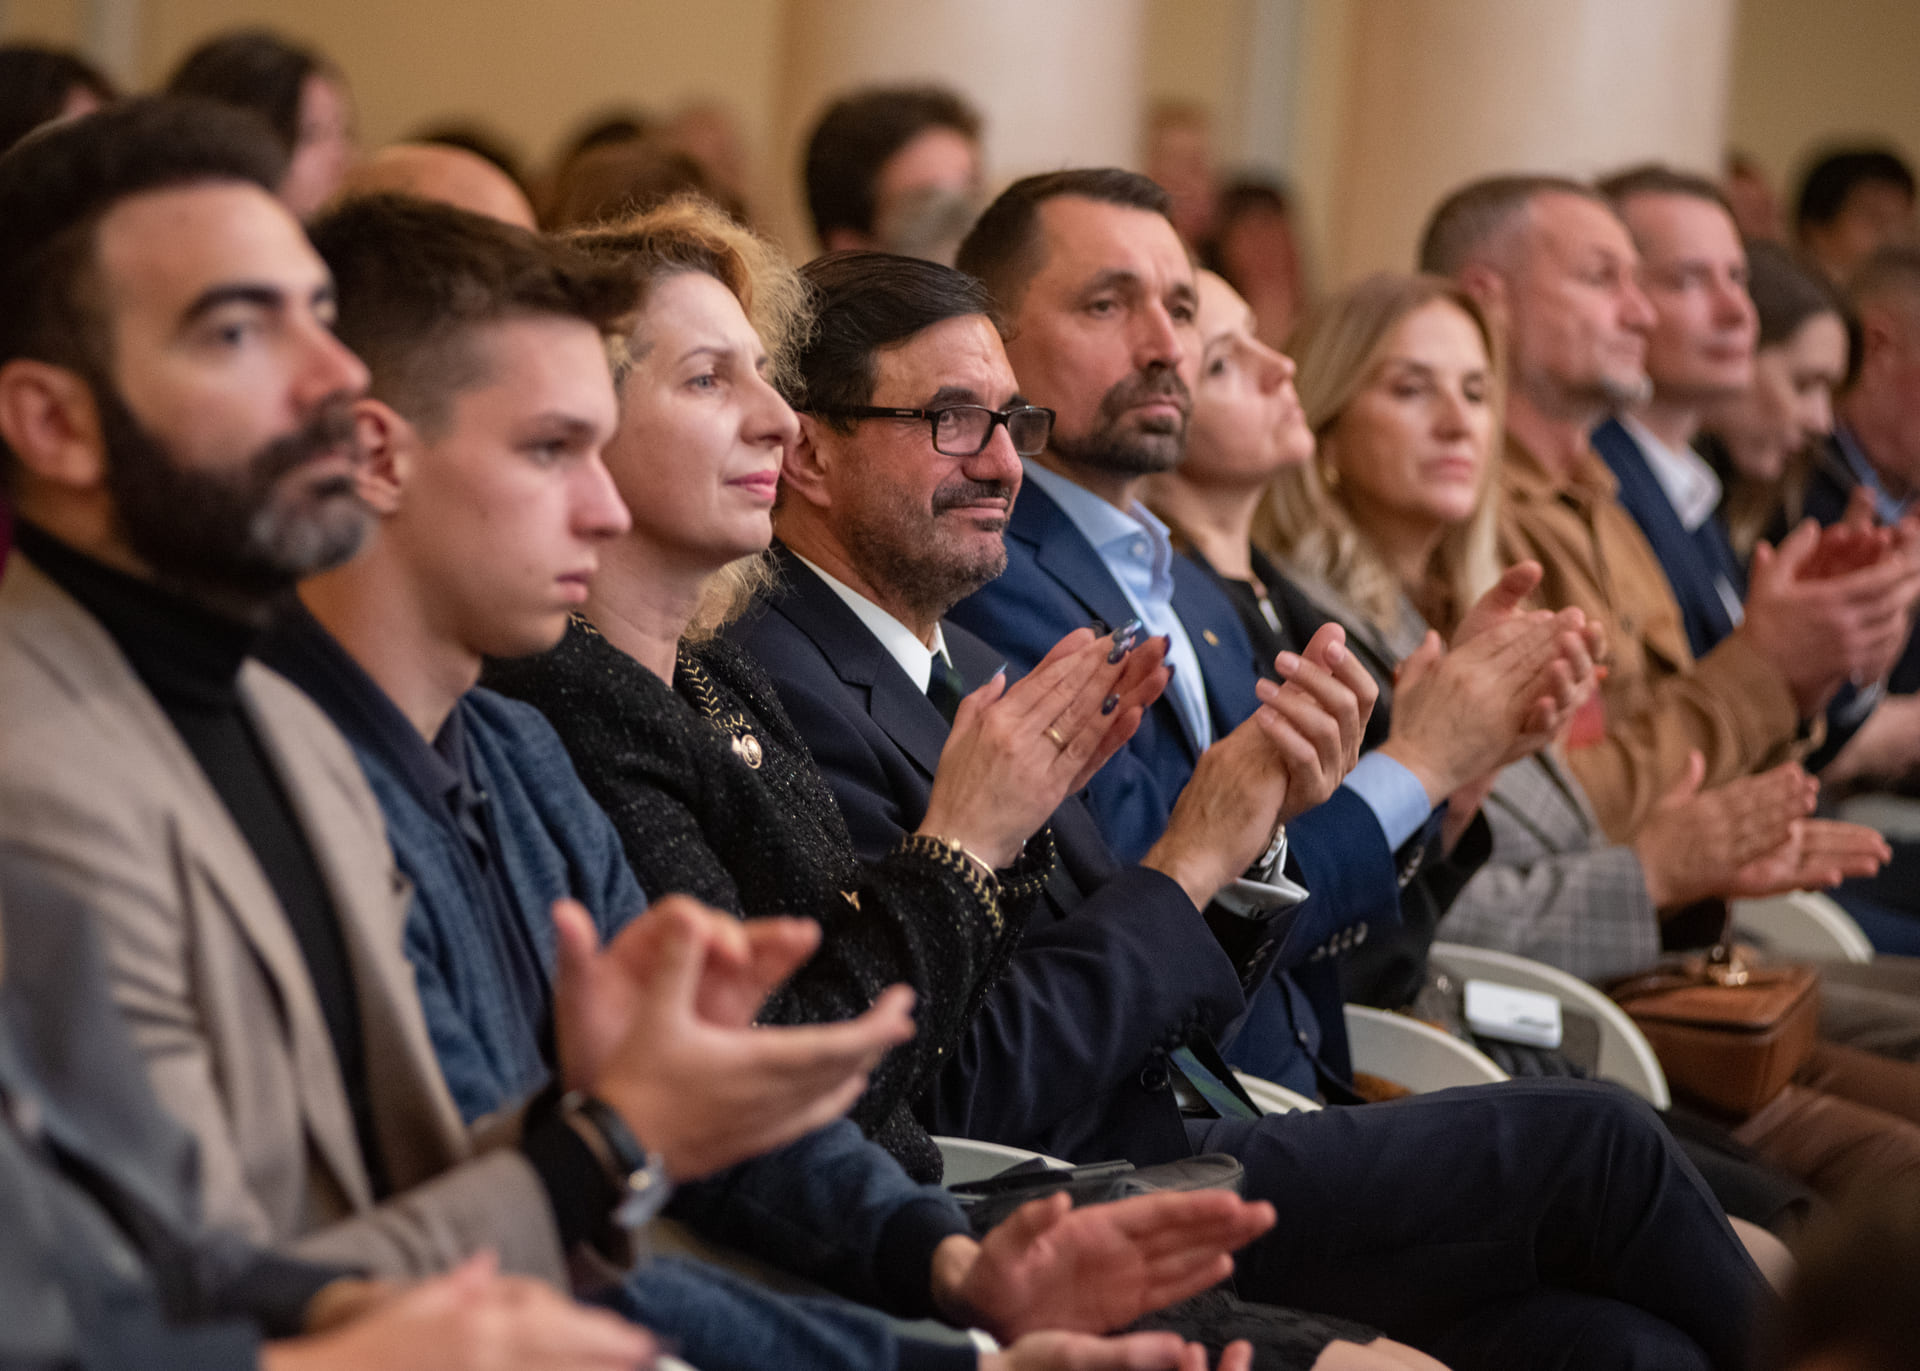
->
[901, 832, 1003, 933]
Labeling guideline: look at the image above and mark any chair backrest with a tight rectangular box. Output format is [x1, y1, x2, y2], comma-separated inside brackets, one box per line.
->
[932, 1135, 1072, 1186]
[1232, 1071, 1323, 1114]
[1341, 1004, 1509, 1091]
[1731, 892, 1875, 964]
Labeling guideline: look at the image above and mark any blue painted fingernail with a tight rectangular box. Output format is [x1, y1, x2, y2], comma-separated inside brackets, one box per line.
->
[1119, 617, 1142, 638]
[992, 663, 1006, 679]
[1107, 641, 1129, 663]
[1101, 693, 1120, 714]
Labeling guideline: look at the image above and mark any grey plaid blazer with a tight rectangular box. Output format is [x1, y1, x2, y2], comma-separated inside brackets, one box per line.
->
[1278, 570, 1663, 985]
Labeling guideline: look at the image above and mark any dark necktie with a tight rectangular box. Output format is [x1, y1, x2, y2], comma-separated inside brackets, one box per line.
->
[926, 652, 966, 724]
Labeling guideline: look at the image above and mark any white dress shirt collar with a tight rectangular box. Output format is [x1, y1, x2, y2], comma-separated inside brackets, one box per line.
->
[1622, 415, 1723, 533]
[791, 550, 951, 693]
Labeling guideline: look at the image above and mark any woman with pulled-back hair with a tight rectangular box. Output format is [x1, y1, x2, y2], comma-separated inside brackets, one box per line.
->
[167, 29, 354, 218]
[1697, 240, 1852, 559]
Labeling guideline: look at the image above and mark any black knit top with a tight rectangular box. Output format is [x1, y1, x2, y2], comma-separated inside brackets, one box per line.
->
[485, 618, 1050, 1181]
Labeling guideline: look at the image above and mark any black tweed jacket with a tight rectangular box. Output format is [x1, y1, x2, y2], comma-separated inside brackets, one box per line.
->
[486, 618, 1047, 1180]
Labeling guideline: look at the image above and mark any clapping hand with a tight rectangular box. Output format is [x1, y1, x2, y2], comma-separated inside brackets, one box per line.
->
[1383, 565, 1601, 803]
[1259, 620, 1380, 815]
[931, 1189, 1276, 1341]
[1723, 818, 1891, 901]
[551, 895, 915, 1181]
[922, 625, 1170, 869]
[269, 1252, 656, 1371]
[1743, 518, 1920, 714]
[1145, 622, 1373, 910]
[1632, 755, 1815, 908]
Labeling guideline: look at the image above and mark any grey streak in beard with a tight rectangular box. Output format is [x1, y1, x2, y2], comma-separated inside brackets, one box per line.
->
[1598, 370, 1655, 413]
[841, 477, 1009, 625]
[96, 381, 370, 605]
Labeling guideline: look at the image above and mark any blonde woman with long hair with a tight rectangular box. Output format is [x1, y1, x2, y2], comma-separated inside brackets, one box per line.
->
[1255, 273, 1504, 651]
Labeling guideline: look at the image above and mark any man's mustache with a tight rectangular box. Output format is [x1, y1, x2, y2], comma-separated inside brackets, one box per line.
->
[253, 392, 360, 485]
[932, 478, 1015, 512]
[1100, 367, 1191, 421]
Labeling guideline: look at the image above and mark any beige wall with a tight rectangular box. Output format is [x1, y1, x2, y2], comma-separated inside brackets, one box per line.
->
[7, 0, 1916, 264]
[142, 0, 786, 175]
[1727, 0, 1920, 211]
[4, 0, 84, 44]
[1140, 0, 1249, 157]
[4, 0, 787, 196]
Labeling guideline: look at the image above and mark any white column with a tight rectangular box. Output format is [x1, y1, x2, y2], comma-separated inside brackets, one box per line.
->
[1295, 0, 1738, 284]
[84, 0, 140, 88]
[766, 0, 1148, 256]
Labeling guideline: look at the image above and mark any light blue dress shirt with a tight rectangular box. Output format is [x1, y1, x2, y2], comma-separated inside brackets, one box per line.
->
[1022, 462, 1433, 853]
[1022, 463, 1214, 751]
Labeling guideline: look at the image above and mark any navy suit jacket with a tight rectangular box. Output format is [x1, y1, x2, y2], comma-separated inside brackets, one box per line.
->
[1593, 418, 1748, 661]
[1602, 419, 1879, 760]
[945, 480, 1414, 1089]
[729, 546, 1255, 1162]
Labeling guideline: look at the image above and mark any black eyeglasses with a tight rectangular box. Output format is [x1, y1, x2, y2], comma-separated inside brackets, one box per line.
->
[813, 404, 1055, 457]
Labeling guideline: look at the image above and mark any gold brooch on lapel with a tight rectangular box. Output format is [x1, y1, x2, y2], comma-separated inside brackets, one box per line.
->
[1202, 629, 1220, 647]
[731, 733, 764, 769]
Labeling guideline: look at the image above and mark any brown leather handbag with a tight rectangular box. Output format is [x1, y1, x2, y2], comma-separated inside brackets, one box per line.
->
[1607, 946, 1820, 1119]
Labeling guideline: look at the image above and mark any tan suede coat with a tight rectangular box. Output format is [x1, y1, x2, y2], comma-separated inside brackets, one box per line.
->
[1496, 434, 1806, 841]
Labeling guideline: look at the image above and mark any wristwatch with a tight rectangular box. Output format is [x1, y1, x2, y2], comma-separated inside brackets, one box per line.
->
[557, 1091, 675, 1231]
[1215, 823, 1308, 919]
[1248, 820, 1289, 885]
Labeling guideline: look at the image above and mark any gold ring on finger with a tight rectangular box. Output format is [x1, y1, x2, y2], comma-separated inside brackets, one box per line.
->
[1044, 725, 1068, 750]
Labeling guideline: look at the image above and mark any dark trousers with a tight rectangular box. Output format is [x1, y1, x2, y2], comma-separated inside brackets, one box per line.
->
[1189, 1078, 1768, 1371]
